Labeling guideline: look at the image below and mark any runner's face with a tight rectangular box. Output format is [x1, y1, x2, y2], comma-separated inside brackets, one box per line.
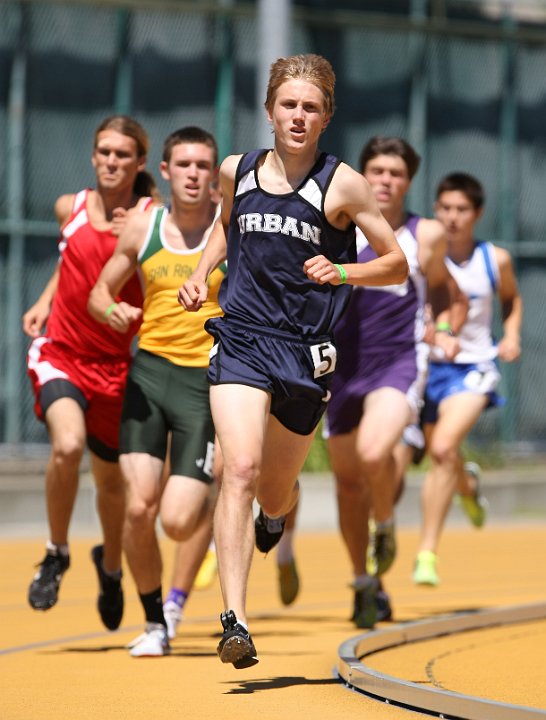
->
[435, 190, 481, 240]
[363, 154, 411, 213]
[160, 142, 217, 207]
[92, 130, 145, 193]
[268, 79, 330, 151]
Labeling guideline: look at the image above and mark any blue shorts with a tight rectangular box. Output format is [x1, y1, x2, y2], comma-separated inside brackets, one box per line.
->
[205, 317, 335, 436]
[422, 360, 504, 424]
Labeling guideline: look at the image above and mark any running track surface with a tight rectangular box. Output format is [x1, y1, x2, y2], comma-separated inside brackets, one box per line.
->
[2, 524, 545, 720]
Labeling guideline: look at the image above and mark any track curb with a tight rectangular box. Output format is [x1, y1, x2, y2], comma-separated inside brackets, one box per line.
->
[338, 601, 546, 719]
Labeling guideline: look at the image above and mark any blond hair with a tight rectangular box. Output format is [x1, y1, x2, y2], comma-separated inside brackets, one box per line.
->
[264, 54, 336, 117]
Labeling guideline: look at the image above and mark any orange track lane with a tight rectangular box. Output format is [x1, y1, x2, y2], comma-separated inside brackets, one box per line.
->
[2, 524, 545, 720]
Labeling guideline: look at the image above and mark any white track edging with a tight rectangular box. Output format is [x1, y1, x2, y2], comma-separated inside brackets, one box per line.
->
[338, 602, 546, 719]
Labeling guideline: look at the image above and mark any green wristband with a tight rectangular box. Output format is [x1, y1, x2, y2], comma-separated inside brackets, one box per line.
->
[334, 263, 347, 284]
[435, 321, 454, 336]
[104, 303, 117, 318]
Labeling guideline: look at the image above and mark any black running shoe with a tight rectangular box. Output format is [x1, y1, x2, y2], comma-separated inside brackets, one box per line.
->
[91, 545, 124, 631]
[351, 576, 379, 629]
[254, 508, 286, 554]
[375, 588, 393, 622]
[28, 550, 70, 610]
[217, 610, 259, 669]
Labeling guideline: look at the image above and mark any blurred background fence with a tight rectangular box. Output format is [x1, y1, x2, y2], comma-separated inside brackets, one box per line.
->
[1, 0, 545, 458]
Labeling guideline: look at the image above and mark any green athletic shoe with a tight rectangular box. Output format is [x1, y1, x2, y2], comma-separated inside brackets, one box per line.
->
[457, 462, 488, 528]
[366, 519, 378, 576]
[413, 550, 439, 586]
[278, 558, 300, 606]
[366, 519, 396, 576]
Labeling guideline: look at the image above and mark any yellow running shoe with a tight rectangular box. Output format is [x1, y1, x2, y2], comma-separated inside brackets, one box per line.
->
[457, 461, 488, 528]
[367, 518, 396, 576]
[194, 548, 218, 590]
[278, 559, 300, 606]
[412, 550, 439, 586]
[366, 519, 378, 576]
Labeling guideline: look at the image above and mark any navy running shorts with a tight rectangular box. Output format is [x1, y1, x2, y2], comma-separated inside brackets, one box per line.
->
[205, 316, 336, 436]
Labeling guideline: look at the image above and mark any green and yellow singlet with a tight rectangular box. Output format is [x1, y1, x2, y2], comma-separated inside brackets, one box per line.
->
[137, 206, 225, 367]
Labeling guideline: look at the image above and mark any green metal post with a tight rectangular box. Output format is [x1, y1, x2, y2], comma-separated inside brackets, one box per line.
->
[407, 0, 429, 215]
[214, 0, 234, 161]
[114, 9, 132, 114]
[5, 2, 27, 443]
[499, 6, 518, 445]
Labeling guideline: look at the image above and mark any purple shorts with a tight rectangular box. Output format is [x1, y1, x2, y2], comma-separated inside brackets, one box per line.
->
[326, 346, 424, 437]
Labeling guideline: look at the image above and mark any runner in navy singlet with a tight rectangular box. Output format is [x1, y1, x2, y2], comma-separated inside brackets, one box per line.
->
[178, 54, 408, 668]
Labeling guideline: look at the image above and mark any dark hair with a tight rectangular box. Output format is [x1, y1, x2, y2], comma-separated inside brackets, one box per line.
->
[359, 136, 421, 179]
[265, 54, 336, 117]
[94, 115, 159, 200]
[162, 126, 218, 166]
[435, 172, 485, 210]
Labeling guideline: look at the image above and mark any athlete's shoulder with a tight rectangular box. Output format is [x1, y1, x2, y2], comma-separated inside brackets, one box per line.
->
[491, 243, 514, 272]
[330, 161, 368, 193]
[328, 162, 375, 210]
[220, 153, 244, 179]
[54, 192, 77, 226]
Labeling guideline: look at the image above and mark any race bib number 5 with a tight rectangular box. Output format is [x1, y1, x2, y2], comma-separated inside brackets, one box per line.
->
[310, 342, 337, 378]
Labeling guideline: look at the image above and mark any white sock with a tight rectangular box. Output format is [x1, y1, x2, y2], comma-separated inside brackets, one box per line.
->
[265, 514, 285, 533]
[46, 540, 69, 557]
[376, 518, 394, 532]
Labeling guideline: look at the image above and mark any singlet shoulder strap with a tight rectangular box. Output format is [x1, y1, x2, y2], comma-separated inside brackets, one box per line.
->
[72, 189, 88, 214]
[298, 152, 341, 213]
[139, 206, 166, 264]
[136, 196, 153, 212]
[404, 212, 420, 237]
[476, 240, 498, 292]
[234, 149, 267, 199]
[61, 189, 89, 238]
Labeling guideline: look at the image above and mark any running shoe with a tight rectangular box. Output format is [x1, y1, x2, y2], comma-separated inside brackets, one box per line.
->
[375, 586, 393, 622]
[194, 547, 218, 590]
[163, 600, 183, 640]
[457, 461, 488, 528]
[91, 545, 123, 630]
[412, 550, 439, 586]
[129, 623, 170, 658]
[351, 576, 379, 629]
[374, 523, 397, 576]
[28, 548, 70, 610]
[217, 610, 258, 669]
[254, 508, 286, 554]
[367, 520, 396, 576]
[366, 519, 378, 576]
[278, 558, 300, 606]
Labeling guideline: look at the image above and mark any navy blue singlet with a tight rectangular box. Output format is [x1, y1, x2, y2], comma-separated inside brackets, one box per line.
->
[219, 149, 356, 337]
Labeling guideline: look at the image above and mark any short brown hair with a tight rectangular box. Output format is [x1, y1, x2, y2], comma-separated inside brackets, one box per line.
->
[264, 54, 336, 117]
[436, 172, 485, 210]
[359, 136, 421, 179]
[162, 126, 218, 166]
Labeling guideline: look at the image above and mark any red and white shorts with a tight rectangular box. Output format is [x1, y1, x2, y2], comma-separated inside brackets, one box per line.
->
[27, 336, 131, 451]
